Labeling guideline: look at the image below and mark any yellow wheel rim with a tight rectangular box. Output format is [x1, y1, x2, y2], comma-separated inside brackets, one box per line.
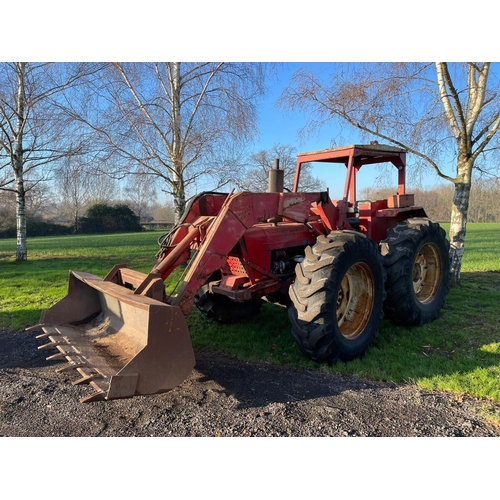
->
[336, 263, 375, 340]
[413, 242, 442, 303]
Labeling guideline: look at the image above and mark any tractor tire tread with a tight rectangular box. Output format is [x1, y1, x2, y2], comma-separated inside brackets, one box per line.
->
[380, 218, 450, 326]
[288, 231, 385, 363]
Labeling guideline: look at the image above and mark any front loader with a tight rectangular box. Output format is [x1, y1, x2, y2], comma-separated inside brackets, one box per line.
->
[32, 144, 450, 402]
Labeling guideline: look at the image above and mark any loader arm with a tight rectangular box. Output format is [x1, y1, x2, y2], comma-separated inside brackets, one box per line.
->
[154, 190, 332, 315]
[151, 192, 232, 282]
[159, 193, 270, 315]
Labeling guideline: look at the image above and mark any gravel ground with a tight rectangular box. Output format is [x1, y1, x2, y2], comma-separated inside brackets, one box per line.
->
[1, 328, 500, 437]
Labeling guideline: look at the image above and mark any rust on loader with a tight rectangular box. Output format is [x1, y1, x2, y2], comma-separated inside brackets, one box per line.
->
[31, 267, 195, 403]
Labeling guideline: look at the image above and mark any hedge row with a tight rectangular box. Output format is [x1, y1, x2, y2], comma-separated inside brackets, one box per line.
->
[0, 221, 74, 238]
[0, 204, 143, 238]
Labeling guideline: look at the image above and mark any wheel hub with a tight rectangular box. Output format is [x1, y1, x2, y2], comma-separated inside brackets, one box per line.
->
[413, 242, 442, 303]
[336, 263, 374, 340]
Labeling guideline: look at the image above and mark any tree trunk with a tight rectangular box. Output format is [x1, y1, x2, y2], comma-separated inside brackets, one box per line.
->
[449, 179, 471, 287]
[171, 63, 185, 223]
[73, 205, 79, 233]
[14, 63, 27, 261]
[15, 177, 27, 261]
[172, 170, 186, 223]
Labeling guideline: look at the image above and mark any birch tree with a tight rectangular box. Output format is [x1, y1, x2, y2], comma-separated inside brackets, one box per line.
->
[69, 62, 266, 222]
[280, 62, 500, 286]
[0, 62, 98, 260]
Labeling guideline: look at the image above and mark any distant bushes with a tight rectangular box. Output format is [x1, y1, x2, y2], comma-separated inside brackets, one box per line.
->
[78, 203, 142, 234]
[0, 220, 73, 238]
[0, 203, 143, 238]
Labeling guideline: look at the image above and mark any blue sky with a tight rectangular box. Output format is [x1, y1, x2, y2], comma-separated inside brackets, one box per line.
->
[245, 62, 428, 199]
[250, 63, 330, 151]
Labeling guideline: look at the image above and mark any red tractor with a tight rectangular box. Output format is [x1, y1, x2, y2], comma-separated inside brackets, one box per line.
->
[34, 144, 450, 402]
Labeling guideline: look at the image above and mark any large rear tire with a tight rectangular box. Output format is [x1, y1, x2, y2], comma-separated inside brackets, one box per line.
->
[380, 218, 450, 326]
[288, 231, 386, 363]
[194, 286, 263, 324]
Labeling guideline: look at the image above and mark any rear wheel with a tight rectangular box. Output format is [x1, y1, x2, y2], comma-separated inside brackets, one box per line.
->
[380, 218, 450, 326]
[194, 286, 262, 323]
[288, 231, 385, 363]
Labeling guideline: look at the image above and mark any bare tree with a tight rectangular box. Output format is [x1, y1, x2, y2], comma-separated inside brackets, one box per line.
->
[54, 155, 119, 231]
[24, 182, 54, 220]
[122, 167, 157, 220]
[236, 143, 325, 192]
[280, 62, 500, 286]
[0, 62, 98, 260]
[468, 177, 500, 222]
[152, 200, 176, 223]
[67, 62, 266, 222]
[0, 189, 15, 230]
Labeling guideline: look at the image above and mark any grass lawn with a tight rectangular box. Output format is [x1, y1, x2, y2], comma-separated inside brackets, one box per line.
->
[1, 223, 499, 411]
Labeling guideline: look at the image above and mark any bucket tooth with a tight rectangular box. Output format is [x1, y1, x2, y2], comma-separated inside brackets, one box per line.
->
[26, 324, 46, 332]
[36, 331, 58, 339]
[73, 374, 101, 385]
[80, 391, 106, 403]
[55, 362, 86, 373]
[38, 340, 64, 350]
[79, 379, 110, 403]
[46, 352, 71, 361]
[73, 366, 104, 386]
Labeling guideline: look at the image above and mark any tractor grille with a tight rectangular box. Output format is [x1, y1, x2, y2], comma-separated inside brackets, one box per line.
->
[227, 255, 247, 276]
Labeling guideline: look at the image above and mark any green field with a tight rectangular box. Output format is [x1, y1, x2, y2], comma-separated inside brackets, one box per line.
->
[1, 223, 499, 413]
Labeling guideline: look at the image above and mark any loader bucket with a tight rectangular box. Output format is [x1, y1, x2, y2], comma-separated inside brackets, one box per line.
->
[33, 269, 195, 403]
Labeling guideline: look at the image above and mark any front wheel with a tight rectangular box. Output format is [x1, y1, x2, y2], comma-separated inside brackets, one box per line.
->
[288, 231, 386, 363]
[380, 218, 450, 326]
